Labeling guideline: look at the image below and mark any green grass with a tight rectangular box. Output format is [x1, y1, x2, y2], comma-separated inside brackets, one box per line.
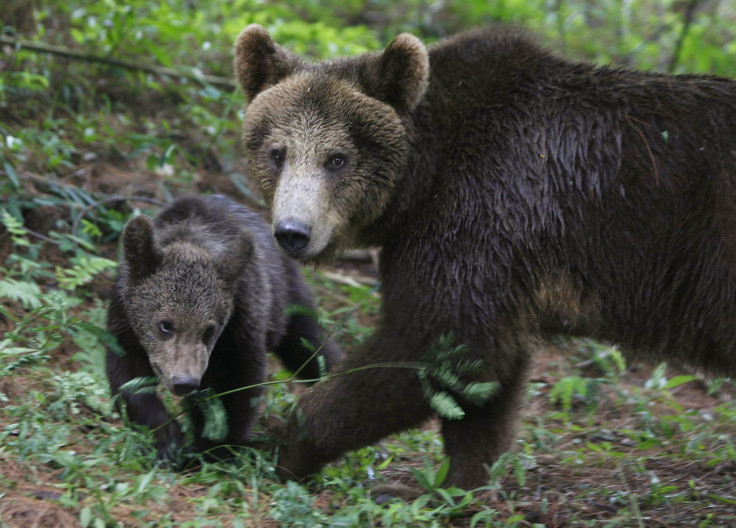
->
[2, 205, 735, 527]
[2, 1, 736, 526]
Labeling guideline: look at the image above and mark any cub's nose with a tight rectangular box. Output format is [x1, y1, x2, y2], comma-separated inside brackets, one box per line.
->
[171, 376, 200, 396]
[274, 219, 311, 255]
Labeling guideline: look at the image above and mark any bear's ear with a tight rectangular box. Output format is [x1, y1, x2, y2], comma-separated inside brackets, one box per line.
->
[122, 215, 163, 282]
[215, 230, 255, 286]
[361, 33, 429, 113]
[234, 24, 301, 102]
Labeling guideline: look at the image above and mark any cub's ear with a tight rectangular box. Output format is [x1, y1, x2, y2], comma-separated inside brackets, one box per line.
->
[215, 230, 255, 286]
[234, 24, 300, 102]
[361, 33, 429, 113]
[122, 216, 163, 282]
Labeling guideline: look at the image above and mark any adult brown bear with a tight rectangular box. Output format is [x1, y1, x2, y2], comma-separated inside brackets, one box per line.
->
[234, 24, 736, 489]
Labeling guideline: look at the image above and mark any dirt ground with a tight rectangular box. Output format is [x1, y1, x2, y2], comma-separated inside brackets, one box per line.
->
[2, 162, 736, 527]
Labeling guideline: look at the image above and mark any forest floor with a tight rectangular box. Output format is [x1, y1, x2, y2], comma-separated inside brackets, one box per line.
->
[1, 14, 736, 521]
[2, 158, 735, 527]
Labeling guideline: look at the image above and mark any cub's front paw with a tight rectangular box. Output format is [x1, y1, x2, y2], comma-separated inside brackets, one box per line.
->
[153, 421, 184, 464]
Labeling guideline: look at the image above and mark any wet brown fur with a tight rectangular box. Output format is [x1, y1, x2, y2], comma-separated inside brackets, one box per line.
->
[106, 195, 342, 456]
[235, 25, 736, 489]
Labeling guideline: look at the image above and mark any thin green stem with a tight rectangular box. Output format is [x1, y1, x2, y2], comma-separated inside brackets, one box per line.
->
[151, 359, 431, 433]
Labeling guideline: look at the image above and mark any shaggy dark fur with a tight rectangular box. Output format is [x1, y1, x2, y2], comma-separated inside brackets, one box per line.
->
[235, 24, 736, 489]
[106, 195, 341, 456]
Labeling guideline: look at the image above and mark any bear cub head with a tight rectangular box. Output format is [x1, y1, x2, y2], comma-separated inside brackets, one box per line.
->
[234, 24, 429, 262]
[120, 215, 252, 396]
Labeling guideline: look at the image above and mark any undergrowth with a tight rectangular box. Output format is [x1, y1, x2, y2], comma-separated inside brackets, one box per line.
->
[2, 1, 736, 527]
[2, 180, 735, 527]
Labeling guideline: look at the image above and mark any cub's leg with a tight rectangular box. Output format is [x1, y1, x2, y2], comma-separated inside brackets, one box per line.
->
[274, 311, 343, 381]
[193, 327, 267, 452]
[106, 294, 182, 455]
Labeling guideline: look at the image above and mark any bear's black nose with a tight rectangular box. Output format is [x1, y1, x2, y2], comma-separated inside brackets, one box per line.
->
[171, 376, 200, 396]
[274, 219, 311, 255]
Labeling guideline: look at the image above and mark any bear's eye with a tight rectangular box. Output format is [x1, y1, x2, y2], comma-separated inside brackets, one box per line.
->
[327, 155, 346, 170]
[158, 320, 175, 337]
[202, 325, 216, 343]
[270, 149, 285, 169]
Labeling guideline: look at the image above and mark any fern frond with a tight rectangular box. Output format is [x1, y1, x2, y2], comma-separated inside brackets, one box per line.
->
[549, 375, 587, 412]
[461, 381, 499, 406]
[56, 255, 117, 290]
[0, 208, 29, 246]
[0, 278, 43, 309]
[118, 376, 159, 395]
[429, 391, 465, 420]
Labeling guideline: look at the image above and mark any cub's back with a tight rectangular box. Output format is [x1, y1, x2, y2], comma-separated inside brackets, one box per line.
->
[153, 195, 279, 265]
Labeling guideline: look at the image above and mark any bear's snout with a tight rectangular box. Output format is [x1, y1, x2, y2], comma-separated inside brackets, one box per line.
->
[171, 375, 200, 396]
[274, 219, 312, 256]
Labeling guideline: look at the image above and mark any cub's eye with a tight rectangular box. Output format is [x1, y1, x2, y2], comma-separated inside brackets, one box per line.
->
[202, 325, 216, 343]
[270, 149, 285, 169]
[327, 154, 346, 170]
[158, 320, 175, 337]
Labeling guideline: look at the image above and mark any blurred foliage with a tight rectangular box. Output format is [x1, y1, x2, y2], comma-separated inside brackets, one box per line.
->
[1, 0, 734, 185]
[3, 0, 736, 74]
[1, 0, 733, 209]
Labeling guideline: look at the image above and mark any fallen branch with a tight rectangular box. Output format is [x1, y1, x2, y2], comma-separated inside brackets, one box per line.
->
[2, 168, 167, 237]
[0, 35, 236, 90]
[71, 195, 167, 236]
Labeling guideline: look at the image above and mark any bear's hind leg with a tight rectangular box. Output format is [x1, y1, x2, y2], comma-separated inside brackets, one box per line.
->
[441, 350, 531, 490]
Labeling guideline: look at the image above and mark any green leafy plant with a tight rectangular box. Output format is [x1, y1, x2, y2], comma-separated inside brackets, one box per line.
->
[1, 2, 735, 526]
[418, 333, 499, 420]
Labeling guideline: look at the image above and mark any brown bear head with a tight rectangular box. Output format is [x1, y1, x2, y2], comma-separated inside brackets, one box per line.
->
[120, 215, 252, 395]
[234, 24, 429, 262]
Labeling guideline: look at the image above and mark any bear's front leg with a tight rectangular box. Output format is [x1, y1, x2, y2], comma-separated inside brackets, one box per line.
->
[273, 311, 343, 381]
[107, 346, 183, 457]
[106, 288, 184, 457]
[192, 331, 268, 454]
[124, 392, 184, 458]
[108, 358, 183, 456]
[274, 329, 433, 481]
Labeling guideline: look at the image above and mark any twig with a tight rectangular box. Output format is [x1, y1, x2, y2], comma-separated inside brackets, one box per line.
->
[668, 0, 700, 73]
[618, 463, 646, 528]
[2, 169, 167, 239]
[71, 195, 166, 236]
[0, 35, 237, 90]
[23, 228, 56, 245]
[339, 248, 375, 262]
[321, 270, 377, 288]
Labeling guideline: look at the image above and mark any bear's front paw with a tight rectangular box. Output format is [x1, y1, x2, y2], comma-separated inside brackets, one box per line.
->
[241, 415, 286, 453]
[263, 414, 287, 439]
[274, 439, 312, 482]
[153, 421, 185, 463]
[273, 427, 328, 482]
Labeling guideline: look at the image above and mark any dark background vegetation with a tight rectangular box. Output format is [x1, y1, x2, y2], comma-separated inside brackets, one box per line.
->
[1, 1, 735, 526]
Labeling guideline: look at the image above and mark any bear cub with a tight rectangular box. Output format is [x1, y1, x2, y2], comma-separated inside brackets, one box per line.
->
[106, 195, 341, 456]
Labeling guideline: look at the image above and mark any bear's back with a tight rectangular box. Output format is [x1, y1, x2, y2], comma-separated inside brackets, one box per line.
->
[152, 195, 279, 266]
